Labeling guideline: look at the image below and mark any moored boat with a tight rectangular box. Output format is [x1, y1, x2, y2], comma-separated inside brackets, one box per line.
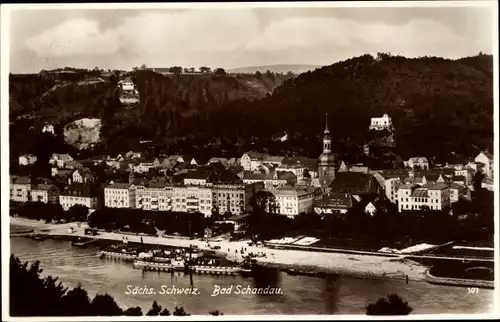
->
[98, 245, 139, 261]
[133, 260, 173, 272]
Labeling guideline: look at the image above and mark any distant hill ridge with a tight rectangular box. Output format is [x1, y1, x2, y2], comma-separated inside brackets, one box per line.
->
[227, 64, 321, 74]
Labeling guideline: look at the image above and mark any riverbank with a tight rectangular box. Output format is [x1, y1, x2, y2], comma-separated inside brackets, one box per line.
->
[425, 270, 494, 289]
[10, 217, 432, 282]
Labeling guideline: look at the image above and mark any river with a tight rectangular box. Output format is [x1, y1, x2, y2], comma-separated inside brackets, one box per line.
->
[10, 237, 493, 315]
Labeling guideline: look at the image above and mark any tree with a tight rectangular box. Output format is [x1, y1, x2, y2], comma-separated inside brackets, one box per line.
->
[169, 66, 183, 75]
[146, 300, 162, 316]
[189, 67, 195, 73]
[173, 306, 190, 316]
[366, 294, 413, 315]
[183, 68, 190, 73]
[214, 68, 226, 76]
[61, 284, 91, 315]
[472, 171, 485, 196]
[90, 293, 123, 316]
[67, 204, 89, 221]
[140, 64, 147, 70]
[209, 310, 223, 315]
[124, 306, 143, 316]
[199, 66, 211, 73]
[160, 308, 171, 316]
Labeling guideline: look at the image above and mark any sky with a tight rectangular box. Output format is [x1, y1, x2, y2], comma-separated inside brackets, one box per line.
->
[6, 3, 495, 73]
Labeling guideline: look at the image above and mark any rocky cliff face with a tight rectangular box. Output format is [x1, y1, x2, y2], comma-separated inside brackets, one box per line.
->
[63, 118, 102, 150]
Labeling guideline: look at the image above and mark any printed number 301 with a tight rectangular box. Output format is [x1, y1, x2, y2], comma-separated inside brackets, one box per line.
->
[468, 287, 479, 294]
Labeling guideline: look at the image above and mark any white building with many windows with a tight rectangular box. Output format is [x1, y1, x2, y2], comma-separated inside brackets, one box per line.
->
[271, 187, 316, 217]
[10, 176, 32, 203]
[104, 183, 136, 209]
[31, 184, 60, 204]
[59, 185, 98, 211]
[397, 183, 450, 212]
[211, 182, 264, 216]
[369, 114, 393, 131]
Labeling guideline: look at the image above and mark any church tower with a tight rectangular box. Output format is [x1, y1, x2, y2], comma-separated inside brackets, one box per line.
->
[318, 113, 336, 191]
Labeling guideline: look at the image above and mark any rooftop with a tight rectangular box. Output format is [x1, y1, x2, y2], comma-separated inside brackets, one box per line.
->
[329, 172, 378, 195]
[427, 183, 450, 191]
[315, 192, 354, 209]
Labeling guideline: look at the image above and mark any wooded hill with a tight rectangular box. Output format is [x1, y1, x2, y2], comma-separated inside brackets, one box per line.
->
[185, 53, 493, 161]
[9, 53, 493, 164]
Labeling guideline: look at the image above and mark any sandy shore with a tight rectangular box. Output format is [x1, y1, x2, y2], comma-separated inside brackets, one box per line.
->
[10, 217, 428, 281]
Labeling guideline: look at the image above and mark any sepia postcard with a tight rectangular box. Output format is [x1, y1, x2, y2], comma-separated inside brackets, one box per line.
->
[1, 1, 498, 320]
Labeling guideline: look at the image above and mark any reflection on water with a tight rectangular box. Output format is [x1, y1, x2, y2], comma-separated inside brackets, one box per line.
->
[10, 237, 493, 315]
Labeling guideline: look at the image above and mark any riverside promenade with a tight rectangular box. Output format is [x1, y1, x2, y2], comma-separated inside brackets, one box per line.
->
[10, 217, 428, 281]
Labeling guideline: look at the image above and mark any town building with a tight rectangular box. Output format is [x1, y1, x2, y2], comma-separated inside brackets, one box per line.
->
[449, 183, 471, 203]
[104, 183, 136, 209]
[475, 151, 494, 179]
[119, 77, 135, 92]
[212, 182, 264, 216]
[133, 161, 155, 174]
[314, 192, 355, 215]
[328, 172, 380, 202]
[185, 185, 213, 216]
[369, 114, 393, 131]
[30, 184, 60, 204]
[18, 154, 37, 166]
[49, 153, 74, 168]
[42, 124, 55, 134]
[153, 157, 173, 169]
[397, 182, 450, 212]
[225, 214, 251, 231]
[183, 170, 210, 186]
[242, 170, 297, 190]
[404, 157, 430, 170]
[364, 198, 390, 216]
[373, 170, 408, 203]
[72, 168, 96, 184]
[271, 187, 316, 217]
[208, 158, 229, 168]
[10, 176, 32, 202]
[279, 157, 318, 179]
[59, 184, 99, 211]
[318, 114, 336, 190]
[240, 152, 284, 171]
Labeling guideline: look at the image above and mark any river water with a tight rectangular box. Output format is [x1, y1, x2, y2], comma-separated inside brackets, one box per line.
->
[10, 237, 493, 315]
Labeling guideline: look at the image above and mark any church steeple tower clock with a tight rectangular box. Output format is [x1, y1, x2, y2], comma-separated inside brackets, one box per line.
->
[318, 113, 336, 191]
